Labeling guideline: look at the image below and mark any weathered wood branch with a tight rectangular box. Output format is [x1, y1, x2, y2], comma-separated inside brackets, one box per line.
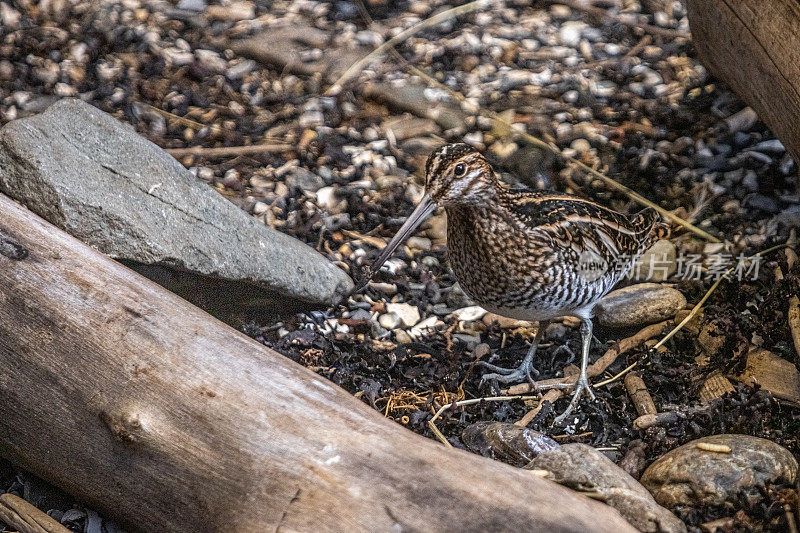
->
[686, 0, 800, 166]
[0, 193, 635, 532]
[0, 494, 70, 533]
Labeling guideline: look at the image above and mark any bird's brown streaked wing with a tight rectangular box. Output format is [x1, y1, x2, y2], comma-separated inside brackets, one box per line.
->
[506, 191, 658, 257]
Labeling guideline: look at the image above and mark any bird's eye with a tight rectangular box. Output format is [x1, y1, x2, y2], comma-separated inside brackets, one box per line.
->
[454, 163, 467, 177]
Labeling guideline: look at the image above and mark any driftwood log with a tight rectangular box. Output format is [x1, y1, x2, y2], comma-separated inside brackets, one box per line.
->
[0, 193, 635, 532]
[686, 0, 800, 166]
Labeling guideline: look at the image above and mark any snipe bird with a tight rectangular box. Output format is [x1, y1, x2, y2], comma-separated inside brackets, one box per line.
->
[357, 143, 668, 423]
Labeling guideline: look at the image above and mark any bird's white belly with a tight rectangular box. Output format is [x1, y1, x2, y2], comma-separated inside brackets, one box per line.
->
[477, 302, 595, 322]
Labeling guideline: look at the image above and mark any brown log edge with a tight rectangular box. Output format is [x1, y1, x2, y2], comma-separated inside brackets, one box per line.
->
[686, 0, 800, 166]
[0, 494, 71, 533]
[0, 193, 637, 533]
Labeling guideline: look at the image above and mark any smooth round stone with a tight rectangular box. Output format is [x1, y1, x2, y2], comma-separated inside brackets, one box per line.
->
[641, 434, 798, 508]
[632, 240, 677, 282]
[595, 283, 686, 328]
[378, 312, 401, 330]
[385, 302, 420, 328]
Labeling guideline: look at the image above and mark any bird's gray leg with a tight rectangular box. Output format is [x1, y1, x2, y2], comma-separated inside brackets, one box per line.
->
[554, 318, 596, 424]
[479, 325, 544, 386]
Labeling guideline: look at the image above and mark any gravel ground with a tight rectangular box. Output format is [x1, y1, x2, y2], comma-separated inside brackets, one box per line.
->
[1, 0, 799, 531]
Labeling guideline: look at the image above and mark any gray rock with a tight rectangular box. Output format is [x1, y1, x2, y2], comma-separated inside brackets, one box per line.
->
[528, 444, 686, 533]
[744, 193, 780, 214]
[595, 283, 686, 328]
[285, 167, 325, 193]
[0, 99, 352, 318]
[641, 434, 798, 508]
[382, 115, 440, 141]
[226, 24, 368, 82]
[363, 82, 467, 131]
[446, 282, 475, 309]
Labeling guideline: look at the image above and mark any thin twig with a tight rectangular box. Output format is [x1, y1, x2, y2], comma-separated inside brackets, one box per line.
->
[516, 389, 562, 426]
[146, 104, 213, 132]
[624, 371, 657, 416]
[785, 246, 800, 362]
[325, 0, 494, 96]
[427, 395, 538, 447]
[166, 144, 292, 159]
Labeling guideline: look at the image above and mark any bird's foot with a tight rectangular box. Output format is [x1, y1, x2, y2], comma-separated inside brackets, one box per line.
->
[479, 359, 539, 387]
[553, 374, 596, 425]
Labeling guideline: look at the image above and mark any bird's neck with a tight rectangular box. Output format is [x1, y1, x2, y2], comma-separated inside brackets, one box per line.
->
[445, 195, 520, 235]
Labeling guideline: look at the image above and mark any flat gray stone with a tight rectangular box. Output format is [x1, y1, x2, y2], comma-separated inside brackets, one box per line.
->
[0, 99, 352, 318]
[225, 24, 369, 82]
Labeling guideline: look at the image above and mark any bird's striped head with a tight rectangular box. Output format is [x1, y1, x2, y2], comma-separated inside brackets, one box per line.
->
[424, 143, 498, 206]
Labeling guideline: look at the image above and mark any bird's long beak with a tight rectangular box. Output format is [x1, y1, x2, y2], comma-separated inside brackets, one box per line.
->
[354, 194, 437, 292]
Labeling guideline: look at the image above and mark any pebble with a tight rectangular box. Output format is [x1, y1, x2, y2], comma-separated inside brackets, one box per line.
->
[641, 434, 798, 508]
[409, 316, 443, 338]
[406, 236, 431, 251]
[378, 312, 401, 330]
[558, 22, 584, 47]
[286, 167, 325, 193]
[453, 333, 481, 350]
[595, 283, 686, 328]
[162, 48, 194, 67]
[570, 138, 591, 153]
[177, 0, 206, 11]
[206, 1, 254, 20]
[394, 330, 412, 344]
[751, 139, 785, 153]
[446, 283, 474, 309]
[315, 187, 339, 210]
[452, 306, 487, 322]
[744, 193, 780, 213]
[369, 282, 397, 295]
[385, 302, 420, 328]
[195, 50, 227, 73]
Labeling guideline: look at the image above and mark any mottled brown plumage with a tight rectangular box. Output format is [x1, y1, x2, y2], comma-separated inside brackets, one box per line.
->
[358, 143, 669, 423]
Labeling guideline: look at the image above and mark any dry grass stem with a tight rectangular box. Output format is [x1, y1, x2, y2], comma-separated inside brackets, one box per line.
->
[325, 0, 494, 96]
[515, 389, 563, 426]
[427, 395, 539, 447]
